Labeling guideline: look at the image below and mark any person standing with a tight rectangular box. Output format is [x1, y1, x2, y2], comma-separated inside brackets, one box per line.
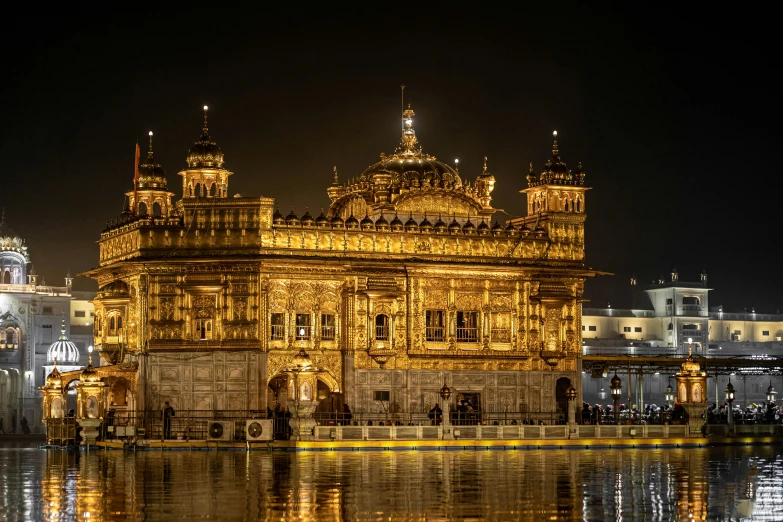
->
[10, 415, 16, 434]
[21, 417, 30, 435]
[0, 417, 5, 434]
[341, 404, 353, 426]
[163, 401, 175, 439]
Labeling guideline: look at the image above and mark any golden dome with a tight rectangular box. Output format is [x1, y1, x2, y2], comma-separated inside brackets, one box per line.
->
[46, 363, 63, 389]
[327, 104, 496, 220]
[80, 362, 102, 384]
[186, 107, 225, 169]
[98, 279, 129, 299]
[138, 132, 168, 190]
[528, 131, 585, 187]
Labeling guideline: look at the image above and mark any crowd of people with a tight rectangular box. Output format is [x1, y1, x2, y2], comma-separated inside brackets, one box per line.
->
[707, 402, 781, 424]
[578, 402, 689, 425]
[0, 415, 32, 435]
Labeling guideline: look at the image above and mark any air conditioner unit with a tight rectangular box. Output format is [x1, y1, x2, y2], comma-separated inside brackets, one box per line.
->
[207, 420, 233, 441]
[245, 419, 273, 441]
[731, 335, 740, 341]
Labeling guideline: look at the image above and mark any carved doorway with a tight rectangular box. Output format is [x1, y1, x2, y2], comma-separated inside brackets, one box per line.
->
[556, 377, 571, 419]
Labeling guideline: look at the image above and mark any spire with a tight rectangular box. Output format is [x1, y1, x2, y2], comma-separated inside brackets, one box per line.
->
[483, 156, 488, 174]
[145, 131, 155, 162]
[333, 166, 339, 184]
[552, 130, 559, 158]
[59, 318, 67, 340]
[399, 103, 419, 153]
[202, 105, 209, 136]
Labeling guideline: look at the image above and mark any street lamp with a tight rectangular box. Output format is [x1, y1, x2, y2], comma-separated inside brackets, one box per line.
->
[566, 384, 577, 428]
[665, 379, 674, 406]
[610, 374, 622, 424]
[725, 379, 735, 431]
[439, 379, 452, 439]
[766, 380, 777, 404]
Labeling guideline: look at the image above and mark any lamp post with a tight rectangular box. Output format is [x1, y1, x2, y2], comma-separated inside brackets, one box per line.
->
[665, 380, 674, 407]
[566, 384, 577, 433]
[725, 379, 735, 434]
[439, 379, 452, 439]
[610, 374, 622, 424]
[766, 380, 776, 404]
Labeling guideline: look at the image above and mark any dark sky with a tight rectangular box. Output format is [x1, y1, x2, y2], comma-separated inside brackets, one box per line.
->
[1, 7, 780, 312]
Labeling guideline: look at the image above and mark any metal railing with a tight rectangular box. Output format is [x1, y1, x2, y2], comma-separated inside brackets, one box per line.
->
[321, 325, 335, 340]
[456, 327, 478, 343]
[270, 324, 284, 340]
[425, 327, 445, 342]
[375, 325, 389, 341]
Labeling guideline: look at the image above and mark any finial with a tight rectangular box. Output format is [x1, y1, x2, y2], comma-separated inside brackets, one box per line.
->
[333, 166, 339, 184]
[53, 357, 57, 369]
[1, 207, 5, 222]
[454, 158, 459, 171]
[148, 131, 153, 152]
[483, 156, 488, 174]
[529, 162, 534, 174]
[61, 318, 66, 336]
[552, 130, 559, 156]
[202, 105, 209, 134]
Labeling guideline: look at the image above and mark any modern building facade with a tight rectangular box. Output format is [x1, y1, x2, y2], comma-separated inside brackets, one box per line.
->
[581, 271, 783, 409]
[0, 213, 95, 432]
[84, 105, 597, 420]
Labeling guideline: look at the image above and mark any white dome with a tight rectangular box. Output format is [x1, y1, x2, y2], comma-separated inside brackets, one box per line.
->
[47, 322, 80, 364]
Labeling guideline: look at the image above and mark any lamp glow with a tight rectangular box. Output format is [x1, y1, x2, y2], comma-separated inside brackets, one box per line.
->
[553, 130, 558, 137]
[88, 345, 93, 354]
[688, 337, 693, 344]
[405, 119, 412, 125]
[203, 105, 208, 111]
[148, 131, 153, 136]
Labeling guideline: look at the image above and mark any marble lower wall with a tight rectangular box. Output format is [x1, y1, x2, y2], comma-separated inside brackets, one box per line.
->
[351, 369, 579, 415]
[146, 351, 266, 411]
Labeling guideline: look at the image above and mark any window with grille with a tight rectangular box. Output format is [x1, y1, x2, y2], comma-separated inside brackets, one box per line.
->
[321, 314, 335, 340]
[295, 314, 311, 340]
[270, 313, 284, 340]
[195, 319, 212, 340]
[375, 314, 389, 341]
[425, 310, 445, 342]
[456, 311, 479, 342]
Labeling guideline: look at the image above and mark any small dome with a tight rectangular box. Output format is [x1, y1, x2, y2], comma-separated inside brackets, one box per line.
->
[505, 222, 518, 236]
[45, 365, 63, 389]
[285, 209, 300, 226]
[80, 362, 102, 384]
[330, 214, 345, 228]
[448, 218, 462, 234]
[375, 213, 389, 231]
[519, 221, 531, 235]
[360, 213, 375, 230]
[477, 219, 490, 235]
[433, 216, 447, 234]
[186, 109, 224, 169]
[137, 135, 168, 190]
[463, 218, 476, 234]
[419, 216, 433, 232]
[534, 225, 547, 238]
[98, 280, 129, 299]
[345, 213, 360, 229]
[491, 220, 504, 235]
[390, 214, 404, 231]
[272, 207, 285, 225]
[315, 210, 329, 227]
[404, 214, 419, 232]
[46, 322, 80, 364]
[301, 209, 315, 226]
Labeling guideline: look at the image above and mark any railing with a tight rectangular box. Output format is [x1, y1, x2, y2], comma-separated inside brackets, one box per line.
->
[321, 325, 335, 341]
[425, 327, 445, 342]
[270, 324, 284, 340]
[456, 327, 478, 343]
[44, 418, 77, 445]
[295, 326, 311, 341]
[0, 283, 70, 295]
[375, 325, 389, 341]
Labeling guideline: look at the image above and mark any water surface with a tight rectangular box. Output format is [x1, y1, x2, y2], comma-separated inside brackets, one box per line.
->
[0, 443, 781, 521]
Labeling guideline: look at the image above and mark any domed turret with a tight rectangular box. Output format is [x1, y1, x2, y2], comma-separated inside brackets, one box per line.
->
[505, 221, 518, 236]
[137, 132, 168, 190]
[285, 208, 300, 226]
[46, 320, 80, 364]
[326, 167, 345, 203]
[463, 218, 476, 234]
[477, 219, 490, 235]
[448, 217, 462, 235]
[360, 212, 375, 230]
[375, 213, 389, 231]
[272, 206, 285, 225]
[390, 214, 404, 231]
[300, 208, 315, 227]
[404, 213, 418, 232]
[330, 214, 345, 228]
[345, 213, 360, 229]
[433, 215, 447, 234]
[0, 209, 29, 284]
[491, 219, 504, 236]
[187, 106, 225, 169]
[45, 361, 63, 389]
[315, 209, 329, 227]
[419, 215, 433, 233]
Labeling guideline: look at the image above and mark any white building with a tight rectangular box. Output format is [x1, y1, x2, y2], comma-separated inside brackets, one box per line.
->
[581, 270, 782, 409]
[0, 212, 96, 433]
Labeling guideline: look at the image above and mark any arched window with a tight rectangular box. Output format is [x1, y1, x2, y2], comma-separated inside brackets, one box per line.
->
[110, 316, 116, 331]
[375, 314, 389, 341]
[563, 200, 570, 212]
[117, 315, 123, 330]
[2, 270, 9, 284]
[152, 201, 162, 217]
[576, 199, 581, 213]
[138, 202, 148, 215]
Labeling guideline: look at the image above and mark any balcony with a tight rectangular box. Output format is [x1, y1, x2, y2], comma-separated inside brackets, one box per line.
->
[375, 325, 389, 341]
[456, 327, 479, 343]
[321, 325, 335, 341]
[425, 327, 445, 342]
[270, 324, 284, 341]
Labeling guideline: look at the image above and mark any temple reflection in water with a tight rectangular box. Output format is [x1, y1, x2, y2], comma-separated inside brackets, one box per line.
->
[2, 447, 776, 520]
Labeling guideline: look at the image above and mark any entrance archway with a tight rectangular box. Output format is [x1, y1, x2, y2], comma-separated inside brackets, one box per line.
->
[556, 377, 572, 420]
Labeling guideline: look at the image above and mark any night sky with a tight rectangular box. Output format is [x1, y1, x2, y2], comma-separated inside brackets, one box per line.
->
[1, 7, 780, 312]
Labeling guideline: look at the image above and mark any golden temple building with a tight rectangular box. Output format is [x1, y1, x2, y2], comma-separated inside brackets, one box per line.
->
[82, 103, 599, 419]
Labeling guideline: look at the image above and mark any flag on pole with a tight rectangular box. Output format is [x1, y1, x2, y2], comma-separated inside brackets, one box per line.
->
[133, 140, 140, 215]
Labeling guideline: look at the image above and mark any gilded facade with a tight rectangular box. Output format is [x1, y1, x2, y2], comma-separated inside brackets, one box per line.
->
[83, 104, 598, 418]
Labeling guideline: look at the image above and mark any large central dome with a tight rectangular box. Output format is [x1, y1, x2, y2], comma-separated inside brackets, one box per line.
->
[326, 105, 496, 220]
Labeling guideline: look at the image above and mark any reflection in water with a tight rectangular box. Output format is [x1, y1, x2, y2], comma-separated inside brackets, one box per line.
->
[0, 445, 781, 520]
